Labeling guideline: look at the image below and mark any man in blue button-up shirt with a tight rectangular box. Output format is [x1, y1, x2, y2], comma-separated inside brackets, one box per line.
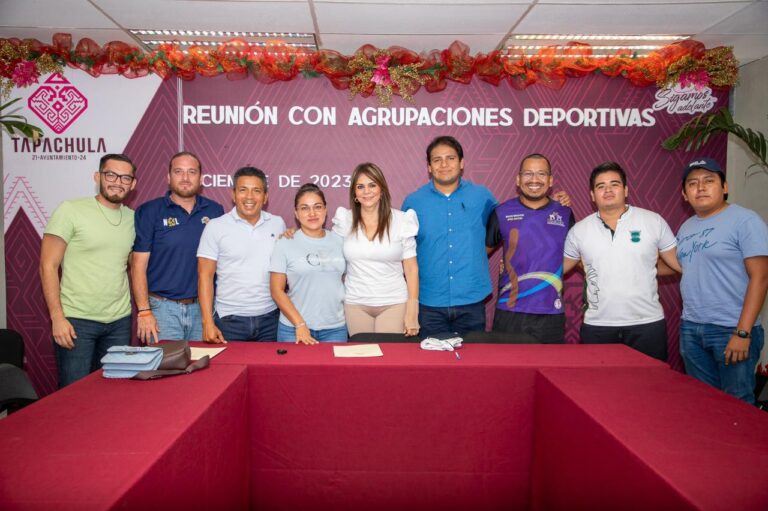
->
[131, 152, 224, 343]
[402, 136, 497, 336]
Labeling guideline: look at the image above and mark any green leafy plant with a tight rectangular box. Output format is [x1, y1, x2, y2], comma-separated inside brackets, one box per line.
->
[0, 97, 43, 139]
[662, 107, 767, 172]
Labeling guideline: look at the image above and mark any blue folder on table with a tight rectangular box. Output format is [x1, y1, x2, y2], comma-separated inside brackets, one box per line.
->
[100, 346, 163, 379]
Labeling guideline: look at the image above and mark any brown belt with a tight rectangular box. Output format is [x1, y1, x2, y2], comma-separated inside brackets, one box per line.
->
[149, 293, 197, 305]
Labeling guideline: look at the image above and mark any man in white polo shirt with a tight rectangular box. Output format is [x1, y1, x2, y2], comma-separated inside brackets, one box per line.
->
[197, 167, 286, 342]
[563, 161, 678, 361]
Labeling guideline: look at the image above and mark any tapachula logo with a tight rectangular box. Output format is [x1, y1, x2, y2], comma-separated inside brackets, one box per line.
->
[27, 73, 88, 134]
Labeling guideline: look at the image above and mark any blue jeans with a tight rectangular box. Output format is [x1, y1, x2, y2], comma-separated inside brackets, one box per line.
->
[418, 301, 486, 338]
[277, 322, 348, 342]
[679, 320, 764, 404]
[149, 296, 203, 341]
[214, 309, 279, 341]
[55, 316, 131, 388]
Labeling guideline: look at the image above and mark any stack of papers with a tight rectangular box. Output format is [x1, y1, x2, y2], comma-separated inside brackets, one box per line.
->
[190, 347, 227, 361]
[333, 344, 384, 357]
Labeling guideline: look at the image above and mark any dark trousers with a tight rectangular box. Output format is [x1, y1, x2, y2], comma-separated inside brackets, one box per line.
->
[418, 301, 486, 338]
[580, 318, 668, 362]
[493, 310, 565, 344]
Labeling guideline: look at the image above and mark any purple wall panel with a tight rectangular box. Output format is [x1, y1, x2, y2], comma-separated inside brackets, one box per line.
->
[6, 209, 56, 395]
[8, 74, 727, 395]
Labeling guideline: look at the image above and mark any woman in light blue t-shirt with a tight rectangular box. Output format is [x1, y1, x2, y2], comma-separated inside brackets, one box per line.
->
[269, 183, 347, 344]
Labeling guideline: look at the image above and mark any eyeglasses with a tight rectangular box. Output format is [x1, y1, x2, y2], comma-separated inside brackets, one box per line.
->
[519, 171, 550, 180]
[296, 203, 326, 214]
[101, 171, 135, 185]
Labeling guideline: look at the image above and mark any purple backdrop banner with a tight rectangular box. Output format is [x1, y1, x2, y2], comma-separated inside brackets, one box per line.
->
[7, 73, 727, 396]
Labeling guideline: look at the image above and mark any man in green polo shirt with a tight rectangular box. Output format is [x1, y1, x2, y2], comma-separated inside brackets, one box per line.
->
[40, 154, 137, 388]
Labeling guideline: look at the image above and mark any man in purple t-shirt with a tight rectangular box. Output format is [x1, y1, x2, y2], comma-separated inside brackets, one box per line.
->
[486, 153, 574, 343]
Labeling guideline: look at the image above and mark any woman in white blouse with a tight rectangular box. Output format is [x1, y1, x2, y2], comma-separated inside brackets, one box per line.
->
[332, 162, 420, 336]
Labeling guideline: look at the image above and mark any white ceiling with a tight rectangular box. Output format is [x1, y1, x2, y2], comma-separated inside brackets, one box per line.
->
[1, 0, 767, 65]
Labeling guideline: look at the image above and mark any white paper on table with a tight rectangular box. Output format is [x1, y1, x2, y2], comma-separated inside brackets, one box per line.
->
[190, 347, 227, 361]
[333, 344, 383, 358]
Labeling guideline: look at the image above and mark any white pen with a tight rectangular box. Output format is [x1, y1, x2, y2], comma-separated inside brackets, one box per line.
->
[455, 351, 461, 360]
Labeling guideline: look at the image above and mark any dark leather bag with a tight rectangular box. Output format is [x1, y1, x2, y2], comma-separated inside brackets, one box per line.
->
[133, 342, 209, 380]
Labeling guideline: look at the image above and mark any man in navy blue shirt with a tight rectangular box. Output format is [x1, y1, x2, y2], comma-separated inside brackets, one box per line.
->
[402, 136, 497, 336]
[131, 152, 224, 343]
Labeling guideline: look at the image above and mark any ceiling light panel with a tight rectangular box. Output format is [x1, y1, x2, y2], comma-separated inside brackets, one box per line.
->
[130, 28, 318, 51]
[505, 33, 690, 58]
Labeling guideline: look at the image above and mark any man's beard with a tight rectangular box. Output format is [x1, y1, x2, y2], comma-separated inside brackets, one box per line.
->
[100, 183, 126, 204]
[171, 183, 200, 198]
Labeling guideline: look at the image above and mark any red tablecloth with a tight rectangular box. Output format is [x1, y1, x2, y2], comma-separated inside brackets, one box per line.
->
[532, 367, 768, 510]
[1, 343, 766, 510]
[0, 364, 249, 510]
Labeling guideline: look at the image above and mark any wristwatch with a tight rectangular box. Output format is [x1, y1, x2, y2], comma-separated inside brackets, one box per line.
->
[734, 329, 751, 339]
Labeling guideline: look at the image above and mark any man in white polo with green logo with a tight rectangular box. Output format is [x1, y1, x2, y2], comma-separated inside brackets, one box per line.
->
[563, 161, 678, 362]
[40, 153, 137, 387]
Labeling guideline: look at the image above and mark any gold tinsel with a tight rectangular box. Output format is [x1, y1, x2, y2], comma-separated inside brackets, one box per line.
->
[0, 40, 27, 61]
[659, 46, 738, 89]
[1, 36, 740, 104]
[1, 81, 12, 100]
[0, 41, 63, 99]
[348, 50, 426, 106]
[35, 53, 62, 76]
[701, 47, 739, 88]
[1, 41, 23, 97]
[388, 64, 425, 103]
[348, 53, 375, 99]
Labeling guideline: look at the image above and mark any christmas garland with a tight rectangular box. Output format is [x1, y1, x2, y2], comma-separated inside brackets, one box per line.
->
[1, 34, 739, 105]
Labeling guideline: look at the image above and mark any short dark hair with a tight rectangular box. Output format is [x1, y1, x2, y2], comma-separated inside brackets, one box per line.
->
[590, 161, 626, 190]
[233, 166, 268, 191]
[519, 153, 551, 174]
[168, 151, 202, 173]
[99, 153, 136, 174]
[294, 183, 326, 208]
[426, 136, 463, 164]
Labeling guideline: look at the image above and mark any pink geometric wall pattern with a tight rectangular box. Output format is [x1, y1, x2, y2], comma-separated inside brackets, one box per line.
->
[6, 73, 729, 392]
[174, 75, 726, 372]
[3, 175, 50, 236]
[659, 279, 684, 370]
[119, 77, 181, 347]
[28, 73, 88, 134]
[5, 209, 57, 396]
[122, 78, 181, 209]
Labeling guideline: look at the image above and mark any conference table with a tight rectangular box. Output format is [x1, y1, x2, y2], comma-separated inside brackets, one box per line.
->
[1, 342, 767, 510]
